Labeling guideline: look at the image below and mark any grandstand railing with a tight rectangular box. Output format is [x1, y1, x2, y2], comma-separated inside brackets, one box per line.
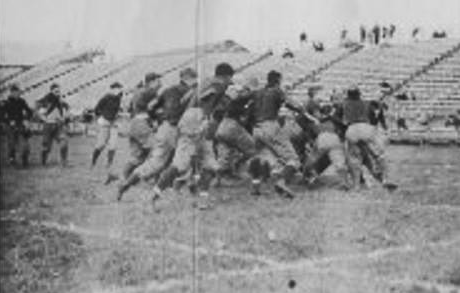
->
[20, 64, 84, 94]
[0, 65, 33, 86]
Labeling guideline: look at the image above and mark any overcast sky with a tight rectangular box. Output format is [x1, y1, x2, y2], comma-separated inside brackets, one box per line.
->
[1, 0, 460, 57]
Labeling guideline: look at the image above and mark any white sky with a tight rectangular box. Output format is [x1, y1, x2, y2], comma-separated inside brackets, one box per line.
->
[1, 0, 460, 58]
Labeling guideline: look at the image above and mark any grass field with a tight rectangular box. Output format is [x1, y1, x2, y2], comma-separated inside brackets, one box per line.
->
[1, 134, 459, 293]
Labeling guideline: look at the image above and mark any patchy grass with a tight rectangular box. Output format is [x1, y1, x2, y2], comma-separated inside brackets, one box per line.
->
[1, 135, 460, 292]
[0, 220, 86, 293]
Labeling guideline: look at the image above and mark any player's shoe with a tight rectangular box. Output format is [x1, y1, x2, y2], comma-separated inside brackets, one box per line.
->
[274, 180, 296, 199]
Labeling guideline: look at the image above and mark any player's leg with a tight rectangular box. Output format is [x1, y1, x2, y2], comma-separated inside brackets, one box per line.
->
[91, 124, 109, 167]
[271, 122, 300, 197]
[152, 134, 196, 197]
[5, 125, 17, 165]
[106, 124, 119, 168]
[19, 127, 31, 167]
[118, 123, 178, 199]
[57, 124, 69, 167]
[41, 123, 55, 165]
[216, 118, 256, 181]
[116, 140, 150, 200]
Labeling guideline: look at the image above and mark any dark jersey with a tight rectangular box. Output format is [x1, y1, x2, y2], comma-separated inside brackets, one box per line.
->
[252, 86, 285, 123]
[2, 96, 33, 125]
[94, 93, 122, 122]
[36, 93, 69, 117]
[154, 82, 191, 125]
[342, 98, 369, 125]
[130, 87, 158, 116]
[224, 91, 254, 119]
[196, 77, 228, 117]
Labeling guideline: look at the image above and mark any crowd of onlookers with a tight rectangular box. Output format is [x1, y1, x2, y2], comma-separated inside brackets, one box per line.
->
[296, 25, 450, 53]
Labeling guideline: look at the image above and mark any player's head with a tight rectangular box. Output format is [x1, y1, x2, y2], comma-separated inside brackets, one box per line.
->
[110, 82, 123, 96]
[215, 63, 234, 86]
[50, 83, 61, 96]
[9, 84, 21, 98]
[144, 72, 162, 91]
[347, 85, 361, 100]
[267, 70, 282, 87]
[180, 68, 198, 87]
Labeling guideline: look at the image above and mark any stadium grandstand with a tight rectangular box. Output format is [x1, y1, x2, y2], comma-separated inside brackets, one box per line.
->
[2, 37, 459, 143]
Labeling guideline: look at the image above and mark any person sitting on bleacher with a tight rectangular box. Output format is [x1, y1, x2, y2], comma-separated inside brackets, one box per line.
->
[432, 30, 447, 39]
[282, 48, 294, 59]
[312, 42, 324, 52]
[389, 24, 396, 39]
